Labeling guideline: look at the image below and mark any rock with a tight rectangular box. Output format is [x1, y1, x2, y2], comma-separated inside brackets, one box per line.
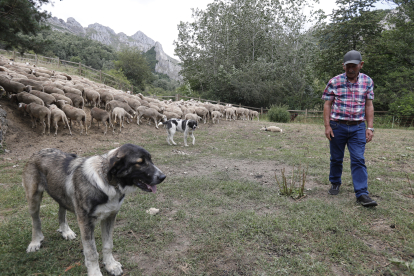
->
[47, 17, 182, 81]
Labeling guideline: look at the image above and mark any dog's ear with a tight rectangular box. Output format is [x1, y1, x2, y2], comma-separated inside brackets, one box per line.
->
[107, 150, 127, 185]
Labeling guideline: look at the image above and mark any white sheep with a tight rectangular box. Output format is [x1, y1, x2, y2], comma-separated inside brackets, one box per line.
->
[260, 126, 283, 133]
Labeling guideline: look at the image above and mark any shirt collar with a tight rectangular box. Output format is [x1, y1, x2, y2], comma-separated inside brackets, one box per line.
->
[345, 72, 361, 84]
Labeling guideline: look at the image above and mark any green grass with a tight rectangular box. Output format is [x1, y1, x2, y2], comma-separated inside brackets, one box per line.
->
[0, 120, 413, 275]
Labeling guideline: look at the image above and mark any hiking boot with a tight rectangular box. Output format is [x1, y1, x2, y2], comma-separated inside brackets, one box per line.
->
[357, 194, 378, 207]
[328, 184, 340, 195]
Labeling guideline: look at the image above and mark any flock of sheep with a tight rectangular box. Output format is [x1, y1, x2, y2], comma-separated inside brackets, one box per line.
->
[0, 55, 263, 137]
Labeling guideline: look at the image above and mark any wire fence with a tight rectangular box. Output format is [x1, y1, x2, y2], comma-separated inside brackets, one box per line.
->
[1, 50, 412, 129]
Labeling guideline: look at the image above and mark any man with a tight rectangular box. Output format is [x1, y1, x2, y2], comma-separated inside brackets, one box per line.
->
[322, 50, 377, 207]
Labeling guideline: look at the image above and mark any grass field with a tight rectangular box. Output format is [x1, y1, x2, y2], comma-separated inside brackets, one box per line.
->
[0, 119, 414, 275]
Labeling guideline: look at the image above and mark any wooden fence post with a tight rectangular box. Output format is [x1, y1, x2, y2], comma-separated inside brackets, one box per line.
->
[35, 54, 38, 66]
[261, 107, 263, 115]
[13, 51, 15, 61]
[79, 62, 81, 76]
[57, 57, 60, 68]
[176, 94, 179, 101]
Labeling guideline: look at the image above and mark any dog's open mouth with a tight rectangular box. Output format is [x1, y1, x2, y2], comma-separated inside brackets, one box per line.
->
[133, 179, 157, 193]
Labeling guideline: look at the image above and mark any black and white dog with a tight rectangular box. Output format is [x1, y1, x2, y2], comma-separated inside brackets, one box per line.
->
[158, 118, 198, 146]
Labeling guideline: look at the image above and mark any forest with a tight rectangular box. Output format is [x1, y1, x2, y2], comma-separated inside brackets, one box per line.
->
[1, 0, 413, 115]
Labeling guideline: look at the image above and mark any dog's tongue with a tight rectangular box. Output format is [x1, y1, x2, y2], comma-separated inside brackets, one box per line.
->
[147, 184, 157, 193]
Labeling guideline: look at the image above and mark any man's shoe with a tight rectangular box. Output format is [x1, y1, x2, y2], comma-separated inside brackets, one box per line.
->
[328, 184, 340, 195]
[357, 194, 378, 207]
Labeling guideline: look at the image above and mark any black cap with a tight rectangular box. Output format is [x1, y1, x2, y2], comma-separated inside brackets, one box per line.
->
[343, 50, 362, 65]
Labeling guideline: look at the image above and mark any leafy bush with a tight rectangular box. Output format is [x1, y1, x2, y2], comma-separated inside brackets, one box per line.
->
[267, 104, 290, 123]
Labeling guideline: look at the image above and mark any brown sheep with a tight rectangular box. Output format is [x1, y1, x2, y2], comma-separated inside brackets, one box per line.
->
[89, 107, 113, 135]
[51, 93, 73, 106]
[10, 92, 44, 106]
[18, 102, 51, 135]
[83, 88, 100, 107]
[56, 100, 87, 135]
[0, 76, 29, 97]
[29, 90, 56, 106]
[65, 92, 84, 109]
[48, 104, 72, 136]
[137, 107, 166, 128]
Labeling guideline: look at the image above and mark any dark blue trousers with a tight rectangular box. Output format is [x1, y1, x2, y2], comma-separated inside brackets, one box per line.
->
[329, 121, 369, 198]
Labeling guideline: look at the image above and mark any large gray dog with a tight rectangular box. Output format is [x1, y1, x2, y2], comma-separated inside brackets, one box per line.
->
[23, 144, 166, 276]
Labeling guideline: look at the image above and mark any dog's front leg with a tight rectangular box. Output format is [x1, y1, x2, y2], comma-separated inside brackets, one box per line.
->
[101, 214, 123, 276]
[184, 131, 188, 147]
[191, 131, 195, 145]
[77, 215, 102, 276]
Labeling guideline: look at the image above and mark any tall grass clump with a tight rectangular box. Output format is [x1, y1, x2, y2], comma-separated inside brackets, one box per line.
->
[267, 104, 290, 123]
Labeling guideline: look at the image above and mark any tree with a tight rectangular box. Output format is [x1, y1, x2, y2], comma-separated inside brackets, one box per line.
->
[0, 0, 51, 51]
[114, 47, 152, 91]
[315, 0, 385, 82]
[174, 0, 321, 108]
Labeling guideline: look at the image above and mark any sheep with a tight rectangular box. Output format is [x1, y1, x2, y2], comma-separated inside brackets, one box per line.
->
[105, 100, 136, 117]
[112, 107, 133, 132]
[89, 107, 113, 135]
[184, 113, 202, 123]
[63, 86, 82, 96]
[194, 106, 209, 124]
[137, 107, 166, 128]
[48, 104, 72, 136]
[51, 93, 73, 106]
[83, 88, 100, 107]
[260, 126, 283, 133]
[211, 111, 223, 124]
[225, 107, 236, 121]
[18, 102, 51, 135]
[124, 97, 141, 112]
[97, 89, 114, 107]
[29, 90, 56, 106]
[56, 100, 88, 135]
[0, 76, 29, 97]
[43, 85, 65, 95]
[10, 92, 44, 106]
[250, 110, 260, 121]
[64, 92, 84, 109]
[14, 79, 44, 91]
[163, 111, 180, 120]
[113, 94, 128, 103]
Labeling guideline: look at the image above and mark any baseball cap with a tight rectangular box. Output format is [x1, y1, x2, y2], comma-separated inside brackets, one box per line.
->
[343, 50, 362, 65]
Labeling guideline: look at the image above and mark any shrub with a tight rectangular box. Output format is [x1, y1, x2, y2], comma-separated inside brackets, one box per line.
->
[267, 104, 290, 123]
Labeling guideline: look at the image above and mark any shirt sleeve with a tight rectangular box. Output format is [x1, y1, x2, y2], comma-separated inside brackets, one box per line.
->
[366, 78, 374, 100]
[322, 79, 335, 101]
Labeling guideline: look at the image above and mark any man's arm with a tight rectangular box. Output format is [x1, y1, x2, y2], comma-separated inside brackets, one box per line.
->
[365, 99, 374, 143]
[323, 100, 334, 141]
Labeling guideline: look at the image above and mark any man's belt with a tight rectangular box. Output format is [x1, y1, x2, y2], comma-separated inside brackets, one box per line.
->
[336, 120, 363, 125]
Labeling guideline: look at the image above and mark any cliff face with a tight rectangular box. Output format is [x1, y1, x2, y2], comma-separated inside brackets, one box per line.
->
[47, 17, 182, 81]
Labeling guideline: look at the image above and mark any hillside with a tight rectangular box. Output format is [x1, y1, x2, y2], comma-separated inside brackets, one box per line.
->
[47, 17, 182, 81]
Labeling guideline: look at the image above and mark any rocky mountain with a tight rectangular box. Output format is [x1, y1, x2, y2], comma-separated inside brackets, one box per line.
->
[47, 17, 182, 81]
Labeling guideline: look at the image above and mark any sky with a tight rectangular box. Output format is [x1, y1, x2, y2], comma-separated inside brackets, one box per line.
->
[42, 0, 396, 60]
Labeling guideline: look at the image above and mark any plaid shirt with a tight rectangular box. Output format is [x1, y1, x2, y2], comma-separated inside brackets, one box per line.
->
[322, 73, 374, 121]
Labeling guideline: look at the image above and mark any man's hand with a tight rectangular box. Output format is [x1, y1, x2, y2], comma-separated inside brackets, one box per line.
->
[325, 125, 334, 141]
[366, 129, 374, 143]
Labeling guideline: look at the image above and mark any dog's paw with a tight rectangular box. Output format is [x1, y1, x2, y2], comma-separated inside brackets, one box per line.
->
[105, 260, 123, 276]
[58, 227, 77, 240]
[27, 241, 42, 252]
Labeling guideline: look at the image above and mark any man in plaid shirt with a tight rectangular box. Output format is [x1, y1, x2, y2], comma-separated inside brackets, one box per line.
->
[322, 50, 377, 207]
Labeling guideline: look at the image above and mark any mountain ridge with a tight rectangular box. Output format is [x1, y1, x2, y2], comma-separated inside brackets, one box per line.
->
[47, 17, 182, 81]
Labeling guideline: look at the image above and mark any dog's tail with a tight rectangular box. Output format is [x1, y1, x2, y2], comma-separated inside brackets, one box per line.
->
[158, 121, 167, 127]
